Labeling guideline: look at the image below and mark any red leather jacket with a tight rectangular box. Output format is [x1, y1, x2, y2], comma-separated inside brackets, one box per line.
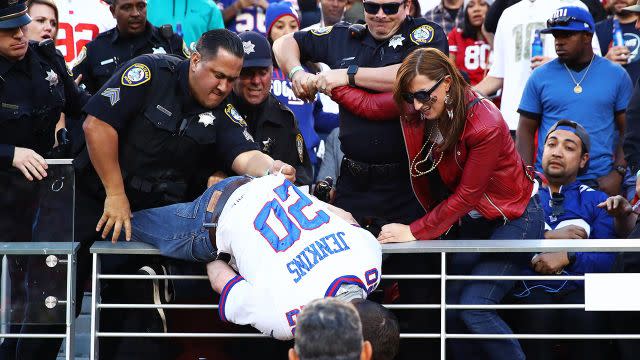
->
[332, 86, 534, 240]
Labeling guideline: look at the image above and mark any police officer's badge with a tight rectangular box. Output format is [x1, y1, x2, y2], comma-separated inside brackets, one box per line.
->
[310, 26, 332, 36]
[388, 34, 405, 49]
[198, 111, 215, 127]
[72, 46, 87, 68]
[224, 104, 247, 127]
[296, 134, 304, 163]
[152, 46, 167, 54]
[121, 63, 151, 86]
[45, 70, 58, 86]
[410, 25, 435, 45]
[243, 41, 255, 55]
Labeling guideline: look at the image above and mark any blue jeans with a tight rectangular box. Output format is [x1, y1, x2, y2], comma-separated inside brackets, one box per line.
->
[447, 195, 545, 360]
[126, 177, 243, 262]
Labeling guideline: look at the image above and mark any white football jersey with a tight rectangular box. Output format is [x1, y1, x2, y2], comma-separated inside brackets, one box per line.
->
[488, 0, 601, 129]
[55, 0, 116, 63]
[216, 174, 382, 340]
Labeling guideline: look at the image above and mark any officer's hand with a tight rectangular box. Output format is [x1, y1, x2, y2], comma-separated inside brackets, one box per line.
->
[291, 71, 319, 102]
[12, 147, 48, 181]
[97, 193, 132, 243]
[530, 56, 551, 70]
[378, 223, 416, 243]
[208, 170, 228, 188]
[270, 160, 296, 182]
[544, 225, 588, 239]
[74, 74, 82, 86]
[316, 69, 348, 95]
[598, 195, 633, 218]
[531, 252, 569, 275]
[605, 45, 630, 65]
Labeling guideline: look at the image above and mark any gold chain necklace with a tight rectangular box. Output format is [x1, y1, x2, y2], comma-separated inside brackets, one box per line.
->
[410, 123, 444, 177]
[562, 54, 595, 94]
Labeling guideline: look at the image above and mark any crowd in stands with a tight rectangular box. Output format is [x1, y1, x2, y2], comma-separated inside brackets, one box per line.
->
[4, 0, 640, 359]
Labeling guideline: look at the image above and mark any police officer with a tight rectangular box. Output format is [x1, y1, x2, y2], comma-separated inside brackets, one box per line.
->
[230, 31, 313, 185]
[0, 0, 89, 358]
[273, 0, 447, 226]
[72, 0, 189, 94]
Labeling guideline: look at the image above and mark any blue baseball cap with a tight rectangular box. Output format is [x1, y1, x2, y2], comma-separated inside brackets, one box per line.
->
[266, 2, 299, 39]
[541, 6, 595, 34]
[0, 0, 31, 29]
[238, 31, 273, 68]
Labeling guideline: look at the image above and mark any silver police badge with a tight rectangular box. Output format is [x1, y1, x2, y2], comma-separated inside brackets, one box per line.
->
[388, 34, 405, 49]
[243, 41, 255, 55]
[198, 112, 215, 127]
[152, 46, 167, 54]
[45, 70, 58, 86]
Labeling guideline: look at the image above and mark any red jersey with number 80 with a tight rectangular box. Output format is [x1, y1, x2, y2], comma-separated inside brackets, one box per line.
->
[448, 28, 491, 86]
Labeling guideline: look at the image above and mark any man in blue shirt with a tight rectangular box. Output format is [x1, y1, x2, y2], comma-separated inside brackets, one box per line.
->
[517, 6, 633, 196]
[511, 120, 620, 360]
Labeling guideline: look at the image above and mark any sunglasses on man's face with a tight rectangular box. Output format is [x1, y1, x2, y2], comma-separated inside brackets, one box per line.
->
[402, 77, 445, 105]
[363, 1, 404, 15]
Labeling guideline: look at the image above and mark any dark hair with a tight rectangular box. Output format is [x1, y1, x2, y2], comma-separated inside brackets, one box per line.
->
[195, 29, 244, 61]
[295, 298, 363, 360]
[461, 0, 489, 39]
[409, 0, 421, 18]
[394, 48, 469, 153]
[352, 299, 399, 360]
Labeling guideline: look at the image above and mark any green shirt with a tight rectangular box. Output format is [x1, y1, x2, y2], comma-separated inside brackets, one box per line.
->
[147, 0, 224, 47]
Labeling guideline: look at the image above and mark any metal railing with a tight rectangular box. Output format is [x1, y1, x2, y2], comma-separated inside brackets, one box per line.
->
[89, 238, 640, 360]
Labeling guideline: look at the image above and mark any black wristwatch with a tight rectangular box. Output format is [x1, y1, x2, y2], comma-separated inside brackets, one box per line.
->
[347, 65, 359, 87]
[215, 252, 232, 264]
[614, 164, 627, 176]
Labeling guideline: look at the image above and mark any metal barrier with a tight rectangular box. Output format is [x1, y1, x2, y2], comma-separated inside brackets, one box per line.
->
[90, 239, 640, 360]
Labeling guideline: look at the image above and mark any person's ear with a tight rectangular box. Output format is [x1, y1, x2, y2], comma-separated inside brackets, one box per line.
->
[579, 152, 590, 170]
[190, 51, 201, 72]
[444, 75, 453, 92]
[289, 348, 300, 360]
[361, 341, 373, 360]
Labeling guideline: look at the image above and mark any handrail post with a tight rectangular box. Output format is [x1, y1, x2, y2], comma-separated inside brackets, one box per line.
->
[440, 252, 446, 360]
[65, 252, 77, 360]
[1, 255, 8, 339]
[90, 253, 100, 360]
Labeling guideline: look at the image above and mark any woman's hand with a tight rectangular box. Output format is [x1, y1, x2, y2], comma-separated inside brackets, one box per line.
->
[377, 223, 416, 243]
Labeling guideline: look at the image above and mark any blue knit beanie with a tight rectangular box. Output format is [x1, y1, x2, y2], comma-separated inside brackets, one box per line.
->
[266, 2, 299, 39]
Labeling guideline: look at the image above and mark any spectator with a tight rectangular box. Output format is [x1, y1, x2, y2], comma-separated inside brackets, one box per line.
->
[146, 0, 224, 49]
[311, 0, 348, 27]
[25, 0, 58, 41]
[289, 298, 373, 360]
[267, 2, 338, 175]
[596, 0, 640, 85]
[424, 0, 464, 34]
[343, 0, 365, 24]
[316, 127, 343, 186]
[56, 0, 115, 63]
[72, 0, 188, 95]
[516, 6, 633, 195]
[447, 0, 492, 85]
[218, 0, 279, 34]
[352, 298, 400, 360]
[380, 47, 544, 360]
[406, 0, 422, 17]
[298, 0, 320, 28]
[510, 120, 617, 360]
[230, 31, 313, 185]
[0, 0, 90, 358]
[474, 0, 601, 131]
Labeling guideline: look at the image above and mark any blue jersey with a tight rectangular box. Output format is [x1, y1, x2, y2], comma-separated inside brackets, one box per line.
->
[271, 67, 338, 165]
[517, 181, 616, 296]
[218, 0, 278, 34]
[518, 56, 633, 181]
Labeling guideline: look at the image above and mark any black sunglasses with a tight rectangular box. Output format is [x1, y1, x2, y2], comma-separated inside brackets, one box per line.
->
[546, 16, 590, 30]
[363, 1, 404, 15]
[401, 77, 445, 105]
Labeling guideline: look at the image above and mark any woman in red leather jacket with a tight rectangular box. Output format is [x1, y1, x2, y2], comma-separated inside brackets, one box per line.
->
[332, 48, 544, 360]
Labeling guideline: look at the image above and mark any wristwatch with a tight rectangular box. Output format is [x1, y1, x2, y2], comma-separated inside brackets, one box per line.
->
[614, 164, 627, 176]
[347, 65, 359, 87]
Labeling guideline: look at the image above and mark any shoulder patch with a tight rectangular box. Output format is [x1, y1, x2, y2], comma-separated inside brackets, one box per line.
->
[224, 104, 247, 127]
[121, 63, 151, 87]
[410, 25, 435, 45]
[310, 26, 333, 36]
[182, 40, 190, 58]
[296, 134, 304, 163]
[71, 46, 87, 68]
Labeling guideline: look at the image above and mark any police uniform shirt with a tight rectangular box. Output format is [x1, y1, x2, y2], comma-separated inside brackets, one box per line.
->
[0, 42, 88, 168]
[293, 17, 448, 164]
[72, 22, 189, 94]
[216, 174, 382, 340]
[82, 54, 258, 208]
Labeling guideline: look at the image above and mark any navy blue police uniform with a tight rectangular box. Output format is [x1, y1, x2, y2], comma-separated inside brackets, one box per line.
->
[293, 17, 448, 226]
[72, 22, 189, 94]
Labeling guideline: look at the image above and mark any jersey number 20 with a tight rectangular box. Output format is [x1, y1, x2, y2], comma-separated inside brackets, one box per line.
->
[254, 180, 330, 252]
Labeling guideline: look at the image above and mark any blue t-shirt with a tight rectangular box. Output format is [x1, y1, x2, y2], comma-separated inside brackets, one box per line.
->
[518, 56, 633, 180]
[595, 18, 640, 85]
[271, 67, 338, 165]
[217, 0, 278, 34]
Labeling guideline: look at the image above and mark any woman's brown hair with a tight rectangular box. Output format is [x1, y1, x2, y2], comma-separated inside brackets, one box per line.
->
[393, 47, 470, 153]
[27, 0, 59, 40]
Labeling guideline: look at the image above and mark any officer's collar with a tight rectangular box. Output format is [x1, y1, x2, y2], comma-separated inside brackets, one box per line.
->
[362, 18, 411, 48]
[177, 60, 209, 115]
[0, 49, 31, 77]
[111, 21, 154, 44]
